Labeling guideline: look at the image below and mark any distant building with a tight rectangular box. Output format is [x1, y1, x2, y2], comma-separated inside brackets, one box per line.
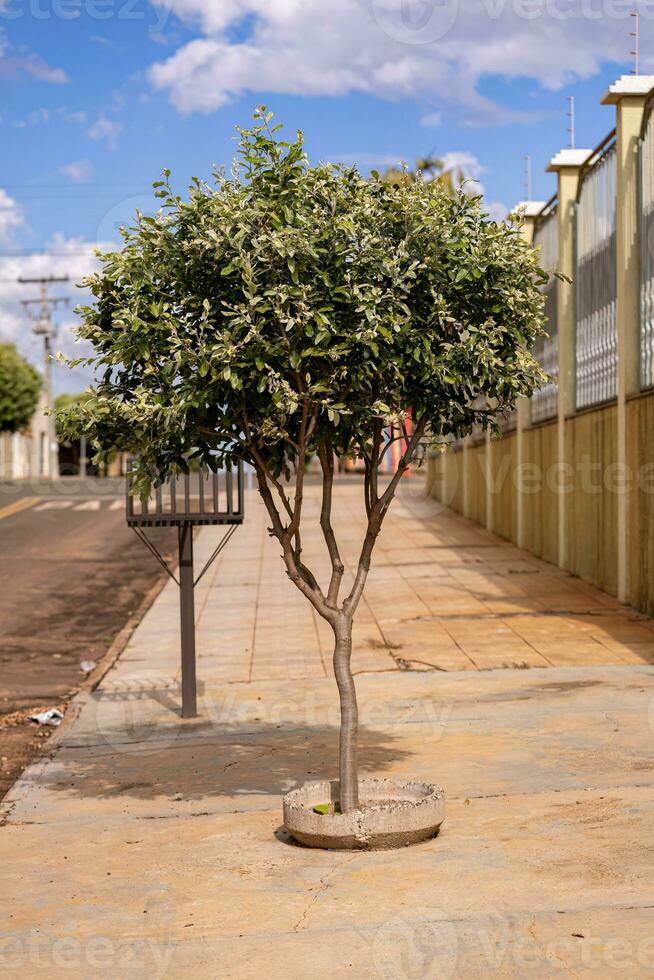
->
[0, 393, 53, 480]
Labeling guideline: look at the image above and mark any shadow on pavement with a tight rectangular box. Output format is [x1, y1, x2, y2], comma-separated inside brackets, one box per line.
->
[36, 720, 412, 802]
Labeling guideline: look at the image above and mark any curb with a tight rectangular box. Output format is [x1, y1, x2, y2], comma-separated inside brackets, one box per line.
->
[0, 568, 174, 822]
[51, 569, 174, 748]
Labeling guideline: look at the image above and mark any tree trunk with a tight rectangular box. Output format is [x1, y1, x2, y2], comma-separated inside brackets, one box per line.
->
[333, 617, 359, 812]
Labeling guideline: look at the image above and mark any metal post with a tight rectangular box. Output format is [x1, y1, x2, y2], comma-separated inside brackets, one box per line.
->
[128, 463, 245, 720]
[178, 523, 197, 718]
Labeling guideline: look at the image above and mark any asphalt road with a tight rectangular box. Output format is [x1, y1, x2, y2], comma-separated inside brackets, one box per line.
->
[0, 477, 176, 799]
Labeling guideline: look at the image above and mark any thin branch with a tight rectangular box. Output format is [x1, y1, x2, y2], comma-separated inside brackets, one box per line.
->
[377, 419, 425, 513]
[287, 399, 309, 540]
[370, 419, 382, 505]
[249, 444, 294, 523]
[344, 418, 426, 617]
[318, 441, 345, 608]
[363, 454, 373, 520]
[253, 462, 333, 621]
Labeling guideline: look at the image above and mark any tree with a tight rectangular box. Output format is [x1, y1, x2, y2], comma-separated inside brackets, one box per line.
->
[54, 391, 91, 439]
[59, 109, 547, 813]
[0, 343, 41, 434]
[382, 155, 465, 196]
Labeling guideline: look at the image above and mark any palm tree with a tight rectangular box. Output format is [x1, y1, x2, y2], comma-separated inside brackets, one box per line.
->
[382, 155, 464, 195]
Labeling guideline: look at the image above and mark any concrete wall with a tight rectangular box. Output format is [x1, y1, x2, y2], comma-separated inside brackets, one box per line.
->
[428, 74, 654, 620]
[627, 392, 654, 616]
[521, 420, 559, 566]
[488, 436, 517, 544]
[0, 392, 51, 481]
[565, 404, 619, 597]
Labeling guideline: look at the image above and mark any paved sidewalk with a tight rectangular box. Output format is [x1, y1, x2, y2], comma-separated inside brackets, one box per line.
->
[119, 478, 654, 683]
[3, 482, 654, 978]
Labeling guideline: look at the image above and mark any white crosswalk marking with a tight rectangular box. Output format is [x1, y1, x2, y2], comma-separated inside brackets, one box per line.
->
[34, 498, 125, 512]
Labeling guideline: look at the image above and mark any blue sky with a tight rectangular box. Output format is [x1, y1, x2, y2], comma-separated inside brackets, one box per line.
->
[0, 0, 650, 391]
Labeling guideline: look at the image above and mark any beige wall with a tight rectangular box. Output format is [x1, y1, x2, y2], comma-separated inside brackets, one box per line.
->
[565, 405, 619, 597]
[467, 443, 487, 528]
[428, 75, 654, 620]
[521, 421, 559, 566]
[627, 392, 654, 616]
[488, 435, 517, 544]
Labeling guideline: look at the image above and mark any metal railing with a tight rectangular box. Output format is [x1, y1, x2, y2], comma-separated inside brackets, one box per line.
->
[640, 96, 654, 389]
[126, 463, 245, 527]
[531, 198, 559, 424]
[575, 132, 617, 410]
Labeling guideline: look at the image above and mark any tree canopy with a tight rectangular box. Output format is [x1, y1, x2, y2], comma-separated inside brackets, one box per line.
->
[59, 108, 546, 498]
[55, 391, 92, 439]
[0, 343, 41, 434]
[58, 108, 549, 813]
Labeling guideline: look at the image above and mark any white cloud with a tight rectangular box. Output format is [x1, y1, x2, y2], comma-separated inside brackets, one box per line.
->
[61, 109, 87, 125]
[422, 111, 442, 128]
[441, 151, 487, 182]
[0, 188, 23, 244]
[0, 25, 68, 85]
[88, 115, 123, 148]
[12, 107, 50, 128]
[0, 53, 68, 84]
[60, 160, 93, 183]
[146, 0, 643, 121]
[486, 200, 509, 222]
[0, 235, 108, 393]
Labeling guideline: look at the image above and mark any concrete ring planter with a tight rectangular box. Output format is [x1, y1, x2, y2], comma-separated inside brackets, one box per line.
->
[283, 777, 445, 850]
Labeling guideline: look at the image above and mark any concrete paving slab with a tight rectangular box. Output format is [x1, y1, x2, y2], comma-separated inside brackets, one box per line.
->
[4, 663, 654, 978]
[4, 485, 654, 978]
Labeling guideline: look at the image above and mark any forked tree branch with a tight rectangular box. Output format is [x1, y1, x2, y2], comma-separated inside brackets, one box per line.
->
[344, 418, 426, 617]
[318, 441, 345, 608]
[253, 461, 334, 622]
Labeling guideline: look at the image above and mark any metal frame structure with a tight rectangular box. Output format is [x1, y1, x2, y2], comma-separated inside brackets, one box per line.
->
[639, 93, 654, 390]
[126, 463, 245, 718]
[574, 129, 618, 411]
[531, 195, 560, 425]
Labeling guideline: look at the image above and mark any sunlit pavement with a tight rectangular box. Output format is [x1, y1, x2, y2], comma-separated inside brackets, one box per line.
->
[2, 482, 654, 978]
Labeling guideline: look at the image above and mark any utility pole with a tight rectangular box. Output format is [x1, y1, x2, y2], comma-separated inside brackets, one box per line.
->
[631, 10, 640, 75]
[18, 276, 69, 480]
[567, 96, 576, 149]
[524, 154, 533, 200]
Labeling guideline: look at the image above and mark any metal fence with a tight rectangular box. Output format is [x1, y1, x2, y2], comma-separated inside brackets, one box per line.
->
[640, 100, 654, 389]
[531, 200, 559, 424]
[126, 465, 244, 527]
[575, 135, 617, 410]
